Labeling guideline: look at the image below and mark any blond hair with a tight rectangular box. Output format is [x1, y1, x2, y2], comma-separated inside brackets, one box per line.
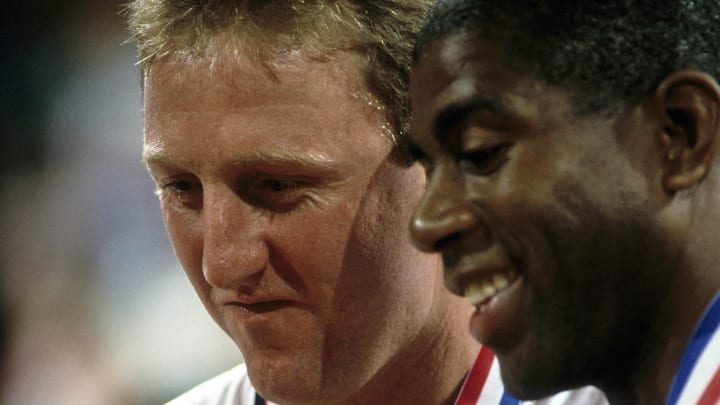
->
[126, 0, 432, 156]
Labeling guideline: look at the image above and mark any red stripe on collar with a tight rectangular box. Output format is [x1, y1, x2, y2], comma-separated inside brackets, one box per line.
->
[699, 366, 720, 405]
[455, 345, 495, 405]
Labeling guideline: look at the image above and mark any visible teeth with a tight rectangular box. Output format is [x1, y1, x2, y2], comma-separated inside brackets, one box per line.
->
[464, 282, 496, 305]
[492, 273, 509, 290]
[464, 271, 515, 306]
[481, 282, 496, 297]
[464, 283, 490, 306]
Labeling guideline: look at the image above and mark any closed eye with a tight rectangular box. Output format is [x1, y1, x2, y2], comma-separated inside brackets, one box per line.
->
[254, 178, 303, 192]
[246, 175, 312, 212]
[458, 142, 512, 176]
[156, 179, 195, 194]
[156, 178, 203, 209]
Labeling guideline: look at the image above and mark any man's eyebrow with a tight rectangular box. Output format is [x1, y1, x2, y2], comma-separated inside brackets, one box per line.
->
[142, 143, 184, 167]
[143, 146, 340, 173]
[432, 95, 509, 139]
[231, 150, 339, 172]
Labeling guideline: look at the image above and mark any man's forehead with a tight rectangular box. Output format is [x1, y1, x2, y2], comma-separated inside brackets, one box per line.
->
[412, 34, 517, 109]
[146, 49, 380, 113]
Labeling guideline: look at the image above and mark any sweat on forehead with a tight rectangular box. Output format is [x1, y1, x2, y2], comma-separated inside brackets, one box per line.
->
[414, 0, 720, 114]
[127, 0, 435, 156]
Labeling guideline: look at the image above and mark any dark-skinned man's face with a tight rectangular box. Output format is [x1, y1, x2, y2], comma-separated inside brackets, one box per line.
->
[409, 32, 678, 399]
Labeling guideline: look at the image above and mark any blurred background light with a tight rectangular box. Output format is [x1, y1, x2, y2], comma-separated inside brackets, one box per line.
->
[0, 2, 241, 404]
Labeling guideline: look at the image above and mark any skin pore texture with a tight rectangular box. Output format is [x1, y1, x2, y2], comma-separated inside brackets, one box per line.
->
[408, 31, 720, 404]
[143, 46, 477, 405]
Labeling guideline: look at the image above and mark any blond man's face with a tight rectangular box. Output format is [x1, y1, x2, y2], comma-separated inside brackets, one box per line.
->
[143, 50, 448, 403]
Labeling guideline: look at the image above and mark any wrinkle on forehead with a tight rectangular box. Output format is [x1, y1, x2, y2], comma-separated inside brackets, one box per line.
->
[146, 47, 398, 152]
[149, 49, 365, 107]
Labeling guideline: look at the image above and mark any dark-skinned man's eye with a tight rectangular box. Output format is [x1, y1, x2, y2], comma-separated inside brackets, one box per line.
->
[459, 142, 512, 176]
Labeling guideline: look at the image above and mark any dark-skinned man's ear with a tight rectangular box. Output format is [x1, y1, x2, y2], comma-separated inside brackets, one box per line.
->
[655, 69, 720, 193]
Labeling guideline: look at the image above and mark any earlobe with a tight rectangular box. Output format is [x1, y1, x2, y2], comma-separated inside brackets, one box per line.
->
[655, 70, 720, 193]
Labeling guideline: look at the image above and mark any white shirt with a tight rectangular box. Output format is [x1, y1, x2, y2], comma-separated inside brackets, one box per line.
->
[166, 346, 608, 405]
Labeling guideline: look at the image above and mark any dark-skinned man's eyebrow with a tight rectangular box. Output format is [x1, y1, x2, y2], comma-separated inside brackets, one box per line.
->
[432, 95, 510, 139]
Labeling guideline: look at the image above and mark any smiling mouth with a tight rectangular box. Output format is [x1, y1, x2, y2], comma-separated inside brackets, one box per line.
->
[463, 269, 519, 306]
